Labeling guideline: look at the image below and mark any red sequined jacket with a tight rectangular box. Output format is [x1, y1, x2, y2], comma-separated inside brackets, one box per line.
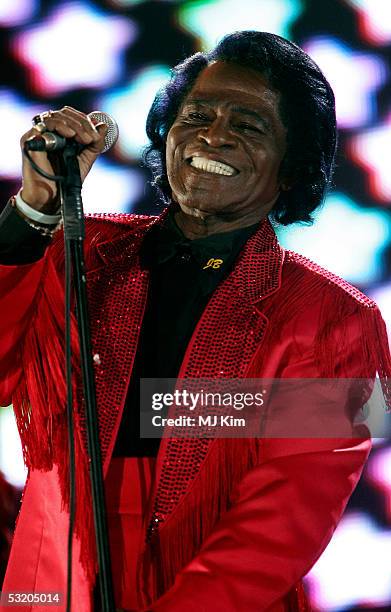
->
[1, 210, 390, 612]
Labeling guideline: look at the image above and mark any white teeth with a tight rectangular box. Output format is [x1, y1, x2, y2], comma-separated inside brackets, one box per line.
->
[190, 156, 235, 176]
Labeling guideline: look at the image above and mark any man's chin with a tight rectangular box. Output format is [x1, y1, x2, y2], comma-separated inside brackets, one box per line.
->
[177, 202, 214, 220]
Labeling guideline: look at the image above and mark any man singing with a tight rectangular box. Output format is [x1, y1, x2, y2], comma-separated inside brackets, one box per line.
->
[0, 31, 390, 611]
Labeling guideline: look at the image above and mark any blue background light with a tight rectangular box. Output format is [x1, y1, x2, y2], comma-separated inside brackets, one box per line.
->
[276, 193, 390, 285]
[98, 65, 172, 159]
[177, 0, 303, 47]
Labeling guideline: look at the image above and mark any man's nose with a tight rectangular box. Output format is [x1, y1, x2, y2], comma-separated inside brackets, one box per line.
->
[197, 118, 236, 148]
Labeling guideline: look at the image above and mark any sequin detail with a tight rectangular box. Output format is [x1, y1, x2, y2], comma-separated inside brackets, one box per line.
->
[285, 250, 377, 307]
[146, 218, 281, 541]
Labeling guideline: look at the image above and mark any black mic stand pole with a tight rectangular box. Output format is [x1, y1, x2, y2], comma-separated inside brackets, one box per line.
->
[60, 142, 115, 612]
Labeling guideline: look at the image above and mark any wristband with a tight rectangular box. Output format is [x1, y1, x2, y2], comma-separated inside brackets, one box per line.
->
[19, 216, 60, 237]
[15, 189, 61, 225]
[9, 196, 62, 238]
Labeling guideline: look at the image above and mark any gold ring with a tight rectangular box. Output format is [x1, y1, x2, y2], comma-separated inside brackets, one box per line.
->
[32, 114, 42, 126]
[40, 109, 54, 121]
[33, 121, 48, 134]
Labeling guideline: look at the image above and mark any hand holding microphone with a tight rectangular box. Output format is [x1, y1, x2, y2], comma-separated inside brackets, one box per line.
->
[20, 106, 118, 214]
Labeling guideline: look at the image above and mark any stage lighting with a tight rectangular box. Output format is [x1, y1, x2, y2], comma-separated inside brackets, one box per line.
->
[0, 407, 27, 488]
[82, 159, 145, 214]
[98, 65, 171, 159]
[307, 513, 391, 609]
[12, 3, 136, 95]
[349, 117, 391, 203]
[345, 0, 391, 45]
[0, 90, 42, 180]
[303, 37, 386, 129]
[0, 0, 37, 26]
[276, 192, 390, 285]
[177, 0, 302, 48]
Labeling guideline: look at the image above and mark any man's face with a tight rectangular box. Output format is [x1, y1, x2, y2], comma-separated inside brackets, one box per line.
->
[165, 61, 287, 221]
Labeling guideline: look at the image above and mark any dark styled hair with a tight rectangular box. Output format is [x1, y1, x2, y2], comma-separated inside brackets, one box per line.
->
[143, 31, 337, 225]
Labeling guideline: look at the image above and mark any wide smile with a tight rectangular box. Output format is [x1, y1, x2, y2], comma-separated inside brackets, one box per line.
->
[185, 156, 239, 177]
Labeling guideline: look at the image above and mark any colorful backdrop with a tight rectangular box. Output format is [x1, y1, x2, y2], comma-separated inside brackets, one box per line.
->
[0, 1, 390, 609]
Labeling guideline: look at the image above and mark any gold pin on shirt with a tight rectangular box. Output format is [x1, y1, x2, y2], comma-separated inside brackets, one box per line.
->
[203, 258, 224, 270]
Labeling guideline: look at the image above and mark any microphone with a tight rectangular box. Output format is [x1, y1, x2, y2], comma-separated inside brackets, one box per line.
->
[25, 111, 119, 154]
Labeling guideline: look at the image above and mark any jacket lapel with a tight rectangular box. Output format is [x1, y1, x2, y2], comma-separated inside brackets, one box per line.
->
[81, 214, 162, 473]
[82, 211, 283, 510]
[147, 217, 285, 537]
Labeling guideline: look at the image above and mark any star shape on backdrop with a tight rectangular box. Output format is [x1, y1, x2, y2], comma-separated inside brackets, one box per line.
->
[349, 116, 391, 204]
[82, 159, 145, 215]
[11, 3, 137, 95]
[276, 192, 390, 285]
[0, 0, 37, 26]
[345, 0, 391, 45]
[306, 513, 391, 609]
[98, 65, 171, 159]
[303, 37, 386, 129]
[177, 0, 302, 49]
[0, 91, 42, 180]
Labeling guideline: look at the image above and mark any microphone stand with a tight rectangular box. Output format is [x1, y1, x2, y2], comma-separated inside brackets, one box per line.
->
[61, 142, 115, 612]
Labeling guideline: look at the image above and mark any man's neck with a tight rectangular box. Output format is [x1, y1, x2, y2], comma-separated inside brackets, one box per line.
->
[173, 207, 265, 240]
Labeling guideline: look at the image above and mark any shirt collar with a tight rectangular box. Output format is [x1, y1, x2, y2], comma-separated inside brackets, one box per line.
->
[140, 204, 260, 272]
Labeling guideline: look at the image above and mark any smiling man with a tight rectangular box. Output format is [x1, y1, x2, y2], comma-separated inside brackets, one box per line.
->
[1, 31, 391, 612]
[165, 61, 287, 236]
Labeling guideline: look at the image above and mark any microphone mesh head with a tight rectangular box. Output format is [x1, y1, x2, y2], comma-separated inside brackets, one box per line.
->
[88, 110, 119, 153]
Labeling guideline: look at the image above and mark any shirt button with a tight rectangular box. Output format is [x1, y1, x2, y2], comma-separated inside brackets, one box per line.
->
[179, 252, 191, 263]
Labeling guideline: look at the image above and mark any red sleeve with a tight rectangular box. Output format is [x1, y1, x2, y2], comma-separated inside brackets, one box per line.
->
[0, 215, 101, 408]
[0, 229, 84, 472]
[0, 259, 48, 406]
[150, 305, 390, 611]
[150, 438, 370, 612]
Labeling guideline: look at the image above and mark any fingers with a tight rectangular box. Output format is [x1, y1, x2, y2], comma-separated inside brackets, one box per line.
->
[19, 107, 109, 204]
[64, 106, 108, 149]
[28, 106, 107, 153]
[38, 106, 100, 146]
[20, 126, 47, 147]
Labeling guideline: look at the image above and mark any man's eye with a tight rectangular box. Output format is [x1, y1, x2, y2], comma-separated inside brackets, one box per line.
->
[187, 112, 209, 122]
[237, 122, 264, 134]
